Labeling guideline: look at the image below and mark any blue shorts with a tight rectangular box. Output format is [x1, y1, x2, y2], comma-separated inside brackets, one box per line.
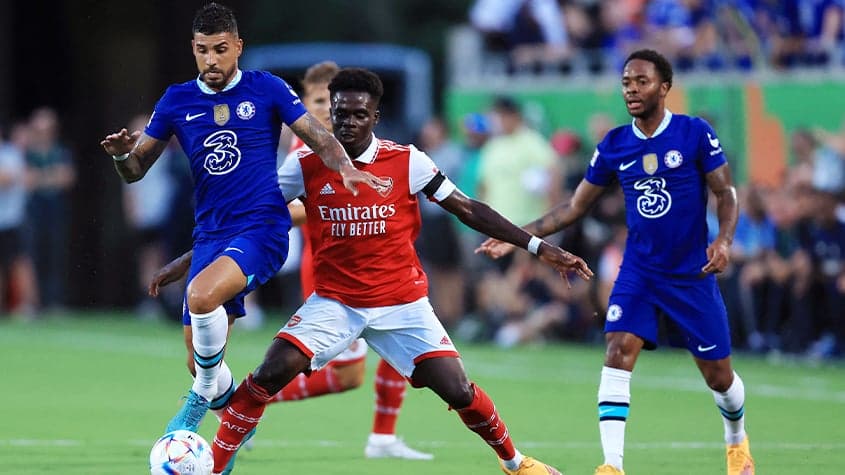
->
[182, 225, 290, 325]
[605, 268, 731, 360]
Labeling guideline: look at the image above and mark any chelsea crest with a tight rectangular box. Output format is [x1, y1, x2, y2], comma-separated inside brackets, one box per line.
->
[236, 101, 256, 120]
[664, 150, 683, 168]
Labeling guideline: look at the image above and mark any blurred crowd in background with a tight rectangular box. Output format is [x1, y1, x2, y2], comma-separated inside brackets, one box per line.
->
[0, 1, 843, 363]
[466, 0, 845, 76]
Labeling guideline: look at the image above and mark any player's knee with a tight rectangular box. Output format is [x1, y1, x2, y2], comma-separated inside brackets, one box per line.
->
[185, 284, 219, 314]
[442, 380, 474, 409]
[252, 342, 311, 394]
[604, 341, 638, 369]
[334, 364, 365, 390]
[704, 370, 733, 392]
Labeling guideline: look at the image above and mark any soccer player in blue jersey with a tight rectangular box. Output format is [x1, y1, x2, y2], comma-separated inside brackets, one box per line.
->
[99, 2, 385, 467]
[478, 49, 754, 475]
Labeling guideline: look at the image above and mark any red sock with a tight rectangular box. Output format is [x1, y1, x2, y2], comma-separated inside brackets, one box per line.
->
[372, 359, 406, 434]
[268, 366, 341, 402]
[212, 374, 271, 473]
[455, 383, 516, 460]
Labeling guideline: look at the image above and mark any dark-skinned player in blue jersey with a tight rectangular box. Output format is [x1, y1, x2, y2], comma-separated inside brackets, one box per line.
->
[478, 49, 754, 475]
[100, 3, 386, 474]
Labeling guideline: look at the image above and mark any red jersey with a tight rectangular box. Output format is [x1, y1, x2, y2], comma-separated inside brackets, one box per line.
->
[286, 138, 315, 299]
[277, 136, 456, 307]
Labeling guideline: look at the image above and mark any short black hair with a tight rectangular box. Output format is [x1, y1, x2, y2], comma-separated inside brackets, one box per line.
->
[328, 68, 384, 106]
[192, 2, 238, 36]
[492, 96, 521, 115]
[625, 49, 673, 88]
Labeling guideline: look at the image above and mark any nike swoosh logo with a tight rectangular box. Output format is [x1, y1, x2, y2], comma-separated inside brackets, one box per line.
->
[599, 408, 614, 415]
[619, 160, 637, 171]
[697, 344, 717, 352]
[224, 247, 244, 254]
[707, 133, 720, 148]
[185, 112, 206, 121]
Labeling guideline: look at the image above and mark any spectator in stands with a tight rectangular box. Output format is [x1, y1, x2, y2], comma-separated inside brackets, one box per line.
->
[478, 96, 556, 229]
[786, 185, 844, 359]
[796, 0, 844, 66]
[731, 184, 777, 352]
[0, 122, 37, 317]
[24, 107, 76, 313]
[416, 116, 467, 328]
[122, 114, 176, 319]
[470, 0, 570, 73]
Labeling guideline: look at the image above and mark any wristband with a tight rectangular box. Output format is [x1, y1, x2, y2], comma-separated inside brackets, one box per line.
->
[112, 153, 129, 162]
[527, 235, 543, 255]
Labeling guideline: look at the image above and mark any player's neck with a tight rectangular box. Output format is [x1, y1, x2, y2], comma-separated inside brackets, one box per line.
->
[345, 135, 374, 159]
[634, 107, 666, 138]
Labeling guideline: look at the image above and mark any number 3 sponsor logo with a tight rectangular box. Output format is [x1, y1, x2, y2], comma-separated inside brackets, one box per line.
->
[203, 130, 241, 175]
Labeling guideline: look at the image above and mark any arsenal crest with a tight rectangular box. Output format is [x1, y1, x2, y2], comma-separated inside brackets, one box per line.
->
[376, 176, 394, 197]
[214, 104, 230, 126]
[642, 153, 658, 175]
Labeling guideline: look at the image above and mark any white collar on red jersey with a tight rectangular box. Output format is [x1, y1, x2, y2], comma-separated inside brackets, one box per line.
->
[196, 69, 243, 95]
[351, 134, 379, 164]
[631, 109, 673, 140]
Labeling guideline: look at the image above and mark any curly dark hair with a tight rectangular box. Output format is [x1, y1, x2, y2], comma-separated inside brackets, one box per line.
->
[192, 2, 238, 36]
[625, 49, 673, 89]
[328, 68, 384, 106]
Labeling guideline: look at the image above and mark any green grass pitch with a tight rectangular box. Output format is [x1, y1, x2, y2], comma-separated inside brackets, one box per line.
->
[1, 313, 843, 474]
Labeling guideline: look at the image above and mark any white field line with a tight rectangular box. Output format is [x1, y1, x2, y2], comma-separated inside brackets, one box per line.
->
[463, 360, 845, 403]
[1, 439, 843, 451]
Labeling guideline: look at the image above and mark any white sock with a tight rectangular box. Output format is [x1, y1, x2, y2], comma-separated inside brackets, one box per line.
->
[712, 371, 747, 445]
[598, 366, 631, 470]
[190, 306, 228, 401]
[368, 433, 396, 445]
[501, 449, 524, 471]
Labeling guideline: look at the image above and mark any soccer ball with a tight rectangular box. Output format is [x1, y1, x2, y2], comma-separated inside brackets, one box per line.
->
[149, 430, 214, 475]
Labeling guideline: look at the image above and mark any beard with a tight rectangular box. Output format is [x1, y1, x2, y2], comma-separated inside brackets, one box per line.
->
[200, 67, 233, 89]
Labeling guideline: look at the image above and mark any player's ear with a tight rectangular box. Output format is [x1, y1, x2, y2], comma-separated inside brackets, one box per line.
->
[374, 109, 380, 125]
[660, 81, 670, 97]
[236, 38, 244, 57]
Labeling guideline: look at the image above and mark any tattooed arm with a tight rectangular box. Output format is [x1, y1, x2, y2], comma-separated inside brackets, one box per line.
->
[288, 113, 388, 195]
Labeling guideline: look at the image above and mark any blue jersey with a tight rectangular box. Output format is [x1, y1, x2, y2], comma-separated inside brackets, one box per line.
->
[585, 112, 726, 278]
[145, 70, 306, 240]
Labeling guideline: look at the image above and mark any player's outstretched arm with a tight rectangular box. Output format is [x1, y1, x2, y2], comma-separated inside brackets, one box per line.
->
[148, 250, 194, 297]
[100, 129, 168, 183]
[702, 163, 738, 274]
[476, 178, 605, 259]
[439, 190, 593, 284]
[288, 113, 389, 195]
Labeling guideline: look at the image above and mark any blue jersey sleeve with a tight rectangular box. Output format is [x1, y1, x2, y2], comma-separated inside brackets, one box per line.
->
[695, 117, 727, 174]
[268, 74, 307, 126]
[584, 139, 615, 186]
[144, 87, 175, 141]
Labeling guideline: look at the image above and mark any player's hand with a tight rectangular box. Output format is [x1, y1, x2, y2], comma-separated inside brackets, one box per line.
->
[339, 161, 391, 196]
[100, 128, 141, 156]
[148, 256, 191, 297]
[702, 238, 731, 274]
[537, 243, 594, 287]
[475, 237, 517, 259]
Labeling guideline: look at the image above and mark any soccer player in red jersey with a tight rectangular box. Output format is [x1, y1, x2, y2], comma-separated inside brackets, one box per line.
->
[209, 68, 592, 475]
[277, 61, 433, 459]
